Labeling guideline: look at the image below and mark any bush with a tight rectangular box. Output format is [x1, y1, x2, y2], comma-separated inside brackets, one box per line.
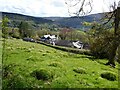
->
[31, 69, 53, 80]
[12, 31, 20, 39]
[73, 67, 86, 74]
[101, 72, 116, 81]
[38, 41, 90, 55]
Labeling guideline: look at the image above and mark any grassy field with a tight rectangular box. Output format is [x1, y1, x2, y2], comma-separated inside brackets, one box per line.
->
[2, 38, 119, 89]
[0, 30, 2, 89]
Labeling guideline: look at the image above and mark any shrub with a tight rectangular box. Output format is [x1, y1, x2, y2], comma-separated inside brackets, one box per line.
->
[38, 41, 90, 55]
[101, 72, 116, 81]
[31, 69, 53, 80]
[73, 67, 86, 74]
[12, 31, 20, 39]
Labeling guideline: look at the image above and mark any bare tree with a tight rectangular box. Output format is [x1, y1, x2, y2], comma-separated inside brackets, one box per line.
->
[65, 0, 93, 16]
[65, 0, 120, 67]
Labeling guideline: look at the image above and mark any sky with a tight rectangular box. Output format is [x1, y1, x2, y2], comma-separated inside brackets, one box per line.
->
[0, 0, 119, 17]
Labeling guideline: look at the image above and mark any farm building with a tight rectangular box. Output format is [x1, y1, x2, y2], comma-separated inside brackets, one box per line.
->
[40, 35, 89, 49]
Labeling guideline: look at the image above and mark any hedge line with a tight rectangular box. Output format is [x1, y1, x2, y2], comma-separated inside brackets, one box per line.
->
[36, 41, 91, 55]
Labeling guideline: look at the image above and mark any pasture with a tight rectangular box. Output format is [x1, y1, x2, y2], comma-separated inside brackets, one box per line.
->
[2, 38, 119, 89]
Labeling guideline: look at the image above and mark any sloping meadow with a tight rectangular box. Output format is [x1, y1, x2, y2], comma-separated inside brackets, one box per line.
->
[2, 38, 119, 89]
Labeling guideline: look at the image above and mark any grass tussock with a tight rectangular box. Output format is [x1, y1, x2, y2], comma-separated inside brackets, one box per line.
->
[31, 69, 53, 80]
[73, 67, 87, 74]
[101, 72, 117, 81]
[48, 62, 63, 68]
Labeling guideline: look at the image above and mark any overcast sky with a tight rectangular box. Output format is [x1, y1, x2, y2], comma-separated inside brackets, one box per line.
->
[0, 0, 119, 17]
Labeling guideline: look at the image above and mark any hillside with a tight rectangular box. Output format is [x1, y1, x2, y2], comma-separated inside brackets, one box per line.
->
[2, 12, 53, 24]
[2, 12, 105, 29]
[44, 13, 104, 29]
[2, 38, 119, 88]
[2, 12, 53, 29]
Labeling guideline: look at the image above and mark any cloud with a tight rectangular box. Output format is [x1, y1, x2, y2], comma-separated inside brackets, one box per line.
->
[0, 0, 69, 17]
[0, 0, 120, 17]
[51, 0, 65, 7]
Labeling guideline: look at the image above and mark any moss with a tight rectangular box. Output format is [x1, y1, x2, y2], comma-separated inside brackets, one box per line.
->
[101, 72, 116, 81]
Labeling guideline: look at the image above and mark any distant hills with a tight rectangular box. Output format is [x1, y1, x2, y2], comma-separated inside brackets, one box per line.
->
[2, 12, 105, 29]
[2, 12, 53, 24]
[43, 13, 104, 29]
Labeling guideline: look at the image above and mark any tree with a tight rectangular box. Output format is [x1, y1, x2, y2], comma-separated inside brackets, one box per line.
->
[88, 23, 115, 59]
[116, 45, 120, 63]
[59, 28, 72, 40]
[105, 3, 120, 67]
[65, 0, 93, 16]
[2, 16, 9, 38]
[10, 28, 20, 39]
[18, 21, 29, 38]
[65, 0, 120, 67]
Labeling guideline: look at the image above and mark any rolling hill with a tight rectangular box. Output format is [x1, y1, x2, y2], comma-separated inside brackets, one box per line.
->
[2, 38, 119, 88]
[43, 13, 104, 29]
[2, 12, 53, 24]
[2, 12, 105, 29]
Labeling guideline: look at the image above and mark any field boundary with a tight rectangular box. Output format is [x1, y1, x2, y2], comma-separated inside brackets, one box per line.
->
[36, 41, 91, 55]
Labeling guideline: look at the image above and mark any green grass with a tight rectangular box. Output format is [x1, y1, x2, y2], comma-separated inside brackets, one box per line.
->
[0, 30, 2, 89]
[2, 38, 119, 89]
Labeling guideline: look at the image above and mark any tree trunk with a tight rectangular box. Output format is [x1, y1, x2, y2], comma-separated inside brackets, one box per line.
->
[106, 7, 120, 67]
[117, 45, 120, 63]
[106, 39, 119, 67]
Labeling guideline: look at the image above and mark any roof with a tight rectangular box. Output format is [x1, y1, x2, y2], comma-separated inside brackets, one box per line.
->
[43, 35, 56, 39]
[55, 40, 73, 47]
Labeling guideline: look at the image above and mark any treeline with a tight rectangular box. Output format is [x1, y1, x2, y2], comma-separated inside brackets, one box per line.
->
[2, 16, 88, 43]
[2, 12, 53, 24]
